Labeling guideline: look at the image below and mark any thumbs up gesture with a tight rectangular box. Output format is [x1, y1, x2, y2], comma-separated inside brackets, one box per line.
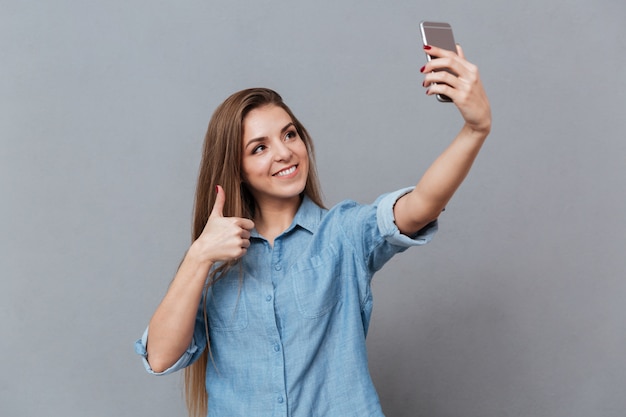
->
[194, 185, 255, 264]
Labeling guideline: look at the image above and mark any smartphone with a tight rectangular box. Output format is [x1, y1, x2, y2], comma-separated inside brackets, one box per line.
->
[419, 21, 457, 102]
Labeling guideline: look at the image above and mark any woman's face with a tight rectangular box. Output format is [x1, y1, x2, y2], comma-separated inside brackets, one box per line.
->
[241, 104, 309, 209]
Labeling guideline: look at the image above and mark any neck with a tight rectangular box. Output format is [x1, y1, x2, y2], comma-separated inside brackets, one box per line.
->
[253, 195, 302, 245]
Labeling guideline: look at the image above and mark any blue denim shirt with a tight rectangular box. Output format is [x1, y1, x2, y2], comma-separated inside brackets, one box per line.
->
[135, 187, 437, 416]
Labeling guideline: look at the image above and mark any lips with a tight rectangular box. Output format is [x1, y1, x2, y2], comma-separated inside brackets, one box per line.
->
[273, 165, 297, 177]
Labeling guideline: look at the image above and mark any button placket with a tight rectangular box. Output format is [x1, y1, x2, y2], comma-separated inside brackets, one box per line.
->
[268, 240, 288, 414]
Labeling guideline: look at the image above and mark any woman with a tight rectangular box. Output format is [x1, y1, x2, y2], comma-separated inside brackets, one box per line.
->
[135, 44, 491, 416]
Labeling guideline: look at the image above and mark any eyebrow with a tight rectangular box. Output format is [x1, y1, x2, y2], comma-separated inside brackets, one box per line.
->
[245, 122, 295, 150]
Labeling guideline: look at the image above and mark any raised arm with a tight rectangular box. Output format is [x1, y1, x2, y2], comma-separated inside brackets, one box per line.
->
[145, 186, 254, 373]
[393, 44, 492, 236]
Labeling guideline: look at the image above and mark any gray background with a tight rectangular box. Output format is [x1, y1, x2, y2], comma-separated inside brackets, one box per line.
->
[2, 0, 625, 416]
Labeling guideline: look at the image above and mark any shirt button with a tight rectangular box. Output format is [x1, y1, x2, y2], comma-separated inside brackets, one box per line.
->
[274, 344, 281, 352]
[266, 295, 272, 302]
[274, 264, 282, 271]
[277, 396, 284, 404]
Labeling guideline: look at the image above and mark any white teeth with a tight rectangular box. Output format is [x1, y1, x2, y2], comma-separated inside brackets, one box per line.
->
[275, 166, 296, 177]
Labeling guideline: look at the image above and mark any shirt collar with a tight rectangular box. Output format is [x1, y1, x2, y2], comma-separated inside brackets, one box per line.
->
[291, 195, 324, 234]
[249, 195, 324, 239]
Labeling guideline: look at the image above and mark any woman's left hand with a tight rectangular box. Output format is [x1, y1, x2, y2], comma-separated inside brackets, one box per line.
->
[421, 44, 491, 135]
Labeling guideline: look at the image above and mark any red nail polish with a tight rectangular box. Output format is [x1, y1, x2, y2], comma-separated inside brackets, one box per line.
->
[425, 89, 430, 95]
[215, 185, 219, 193]
[420, 65, 426, 73]
[423, 45, 432, 50]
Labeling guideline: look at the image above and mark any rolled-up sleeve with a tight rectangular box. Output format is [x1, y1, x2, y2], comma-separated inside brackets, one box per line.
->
[134, 326, 205, 376]
[376, 186, 438, 247]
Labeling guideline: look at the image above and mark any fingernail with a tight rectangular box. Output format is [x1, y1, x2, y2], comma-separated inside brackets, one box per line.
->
[425, 89, 430, 95]
[215, 185, 219, 193]
[422, 80, 426, 87]
[423, 45, 432, 50]
[420, 65, 425, 73]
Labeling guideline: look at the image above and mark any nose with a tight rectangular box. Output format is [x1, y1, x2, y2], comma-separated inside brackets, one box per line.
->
[273, 139, 293, 161]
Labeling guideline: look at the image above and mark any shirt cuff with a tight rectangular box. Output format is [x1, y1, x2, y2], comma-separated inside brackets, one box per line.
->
[134, 326, 200, 375]
[376, 186, 438, 247]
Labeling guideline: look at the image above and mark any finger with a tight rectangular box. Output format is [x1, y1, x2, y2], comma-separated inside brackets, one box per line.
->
[425, 82, 455, 101]
[423, 69, 460, 88]
[424, 44, 457, 60]
[421, 55, 458, 78]
[426, 55, 476, 86]
[235, 217, 255, 231]
[210, 185, 225, 218]
[456, 43, 466, 59]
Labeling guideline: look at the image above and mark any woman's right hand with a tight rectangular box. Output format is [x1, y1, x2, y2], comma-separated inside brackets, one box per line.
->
[191, 185, 255, 264]
[145, 185, 254, 372]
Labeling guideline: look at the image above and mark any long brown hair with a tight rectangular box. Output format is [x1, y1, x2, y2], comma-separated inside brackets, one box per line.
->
[184, 88, 324, 417]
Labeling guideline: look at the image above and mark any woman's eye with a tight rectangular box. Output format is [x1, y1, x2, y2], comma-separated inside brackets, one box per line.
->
[252, 145, 266, 154]
[285, 130, 297, 140]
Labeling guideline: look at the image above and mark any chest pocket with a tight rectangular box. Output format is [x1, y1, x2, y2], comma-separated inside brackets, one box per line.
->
[206, 273, 248, 332]
[291, 245, 344, 319]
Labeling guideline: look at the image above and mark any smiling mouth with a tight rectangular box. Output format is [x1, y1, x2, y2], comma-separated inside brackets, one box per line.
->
[273, 165, 297, 177]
